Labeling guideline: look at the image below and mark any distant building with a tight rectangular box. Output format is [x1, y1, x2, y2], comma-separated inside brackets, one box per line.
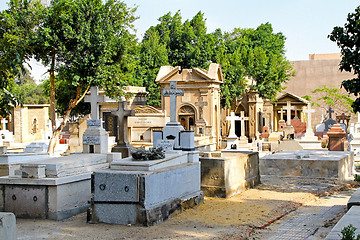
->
[284, 53, 356, 126]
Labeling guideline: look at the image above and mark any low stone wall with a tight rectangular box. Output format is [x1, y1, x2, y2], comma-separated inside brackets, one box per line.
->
[200, 151, 260, 198]
[260, 151, 354, 181]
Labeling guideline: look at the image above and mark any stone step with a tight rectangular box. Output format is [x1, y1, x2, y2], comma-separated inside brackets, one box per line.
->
[325, 206, 360, 240]
[347, 188, 360, 210]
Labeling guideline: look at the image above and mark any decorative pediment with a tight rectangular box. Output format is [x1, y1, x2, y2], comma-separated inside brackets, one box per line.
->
[155, 63, 223, 83]
[276, 92, 309, 104]
[132, 106, 163, 115]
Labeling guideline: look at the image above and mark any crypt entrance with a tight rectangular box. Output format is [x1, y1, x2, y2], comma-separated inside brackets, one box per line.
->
[178, 105, 195, 131]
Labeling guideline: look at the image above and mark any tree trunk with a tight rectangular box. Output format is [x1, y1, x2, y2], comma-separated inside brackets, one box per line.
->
[50, 50, 56, 133]
[47, 84, 90, 155]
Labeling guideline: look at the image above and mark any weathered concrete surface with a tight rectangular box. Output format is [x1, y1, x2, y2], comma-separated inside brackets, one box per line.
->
[200, 151, 260, 198]
[0, 212, 16, 240]
[260, 151, 354, 181]
[90, 162, 203, 226]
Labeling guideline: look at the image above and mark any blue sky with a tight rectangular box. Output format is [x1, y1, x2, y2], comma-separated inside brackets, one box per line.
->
[1, 0, 359, 80]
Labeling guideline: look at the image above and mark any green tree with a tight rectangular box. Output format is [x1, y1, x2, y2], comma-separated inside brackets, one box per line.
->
[329, 5, 360, 113]
[33, 0, 138, 154]
[137, 29, 168, 106]
[12, 68, 49, 104]
[219, 23, 294, 108]
[308, 85, 354, 115]
[0, 0, 43, 117]
[139, 12, 293, 109]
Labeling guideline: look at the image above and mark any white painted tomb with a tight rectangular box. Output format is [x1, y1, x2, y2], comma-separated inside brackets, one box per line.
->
[89, 83, 203, 226]
[0, 153, 117, 220]
[0, 147, 49, 176]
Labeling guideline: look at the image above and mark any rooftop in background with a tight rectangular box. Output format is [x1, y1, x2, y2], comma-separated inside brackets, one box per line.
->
[308, 53, 341, 60]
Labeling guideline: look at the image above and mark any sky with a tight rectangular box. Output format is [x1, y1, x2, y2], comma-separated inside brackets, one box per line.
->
[0, 0, 359, 81]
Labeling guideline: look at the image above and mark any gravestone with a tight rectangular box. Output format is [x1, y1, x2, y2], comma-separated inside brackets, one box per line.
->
[299, 104, 322, 149]
[111, 101, 135, 157]
[90, 83, 201, 225]
[226, 112, 240, 150]
[283, 101, 295, 126]
[83, 86, 109, 154]
[0, 118, 14, 146]
[153, 81, 186, 150]
[324, 107, 336, 132]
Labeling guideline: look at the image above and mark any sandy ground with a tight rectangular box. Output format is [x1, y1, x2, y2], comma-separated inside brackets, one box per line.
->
[16, 176, 360, 240]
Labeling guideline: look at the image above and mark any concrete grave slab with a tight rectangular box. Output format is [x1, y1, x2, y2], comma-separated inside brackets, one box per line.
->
[260, 151, 354, 181]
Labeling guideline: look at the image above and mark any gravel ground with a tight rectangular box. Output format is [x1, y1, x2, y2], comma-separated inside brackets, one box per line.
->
[16, 176, 360, 240]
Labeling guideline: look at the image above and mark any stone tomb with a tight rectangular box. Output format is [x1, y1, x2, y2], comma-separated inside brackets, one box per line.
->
[260, 150, 354, 181]
[89, 151, 203, 226]
[0, 153, 117, 220]
[0, 149, 49, 176]
[200, 150, 260, 198]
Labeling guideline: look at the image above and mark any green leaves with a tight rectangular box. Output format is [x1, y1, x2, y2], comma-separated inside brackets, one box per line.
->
[311, 85, 354, 114]
[0, 0, 44, 117]
[329, 6, 360, 113]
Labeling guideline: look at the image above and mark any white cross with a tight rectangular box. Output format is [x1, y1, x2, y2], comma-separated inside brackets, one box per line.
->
[84, 86, 105, 120]
[163, 81, 184, 123]
[278, 108, 285, 121]
[282, 101, 295, 125]
[1, 118, 8, 131]
[303, 104, 315, 133]
[239, 111, 249, 138]
[226, 112, 240, 138]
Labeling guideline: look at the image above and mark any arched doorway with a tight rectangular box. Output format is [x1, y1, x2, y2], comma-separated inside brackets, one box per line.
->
[178, 105, 195, 130]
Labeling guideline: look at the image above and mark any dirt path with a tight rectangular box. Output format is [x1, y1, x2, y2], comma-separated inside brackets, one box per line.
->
[16, 176, 359, 240]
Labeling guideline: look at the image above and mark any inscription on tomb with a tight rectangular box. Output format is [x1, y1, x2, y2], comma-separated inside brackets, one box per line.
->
[87, 120, 101, 128]
[83, 136, 101, 144]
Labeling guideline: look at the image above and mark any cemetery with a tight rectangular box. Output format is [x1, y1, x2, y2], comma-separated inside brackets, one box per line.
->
[2, 1, 360, 239]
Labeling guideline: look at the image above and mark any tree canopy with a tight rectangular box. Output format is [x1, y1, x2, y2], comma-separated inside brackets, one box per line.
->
[0, 0, 43, 117]
[329, 5, 360, 113]
[31, 0, 138, 153]
[138, 11, 294, 108]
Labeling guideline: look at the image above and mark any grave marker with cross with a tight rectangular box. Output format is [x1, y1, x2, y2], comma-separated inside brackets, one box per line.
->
[302, 104, 317, 140]
[84, 86, 105, 120]
[283, 101, 295, 126]
[226, 112, 240, 138]
[327, 107, 335, 120]
[111, 101, 135, 157]
[195, 96, 208, 121]
[163, 81, 184, 123]
[1, 118, 8, 131]
[324, 107, 336, 132]
[278, 108, 285, 121]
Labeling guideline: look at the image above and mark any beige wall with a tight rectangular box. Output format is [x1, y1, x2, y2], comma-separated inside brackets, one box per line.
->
[284, 56, 356, 127]
[11, 105, 49, 143]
